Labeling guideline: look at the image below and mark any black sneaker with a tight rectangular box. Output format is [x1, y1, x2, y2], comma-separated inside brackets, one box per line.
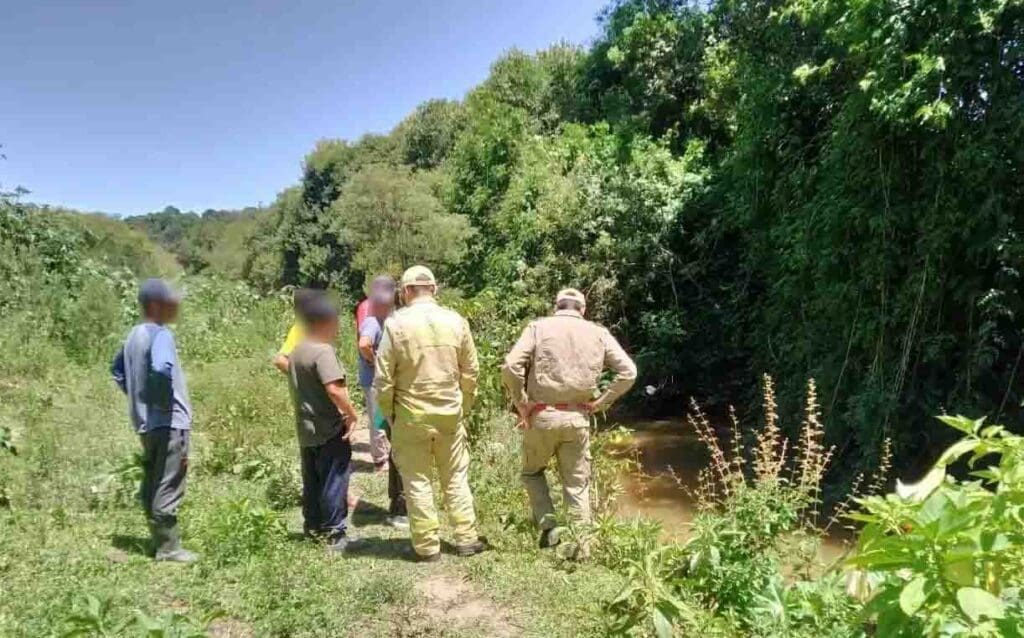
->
[539, 527, 562, 549]
[455, 537, 490, 557]
[326, 536, 352, 553]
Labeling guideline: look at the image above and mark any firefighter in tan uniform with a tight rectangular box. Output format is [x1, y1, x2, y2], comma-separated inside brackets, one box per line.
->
[501, 288, 637, 548]
[373, 265, 486, 561]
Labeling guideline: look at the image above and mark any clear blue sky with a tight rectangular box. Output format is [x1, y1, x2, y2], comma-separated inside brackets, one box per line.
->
[1, 0, 606, 215]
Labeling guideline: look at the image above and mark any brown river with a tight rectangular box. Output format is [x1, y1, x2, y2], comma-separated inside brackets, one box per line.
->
[613, 418, 850, 563]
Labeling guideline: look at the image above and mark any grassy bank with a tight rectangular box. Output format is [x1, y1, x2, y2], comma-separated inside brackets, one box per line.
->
[0, 283, 623, 637]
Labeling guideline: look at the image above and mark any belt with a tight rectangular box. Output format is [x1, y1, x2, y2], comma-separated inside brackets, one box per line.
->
[528, 402, 589, 416]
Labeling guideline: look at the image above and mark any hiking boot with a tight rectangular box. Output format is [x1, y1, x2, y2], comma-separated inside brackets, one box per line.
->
[539, 527, 563, 549]
[155, 548, 199, 563]
[414, 551, 441, 563]
[455, 537, 490, 558]
[386, 515, 410, 530]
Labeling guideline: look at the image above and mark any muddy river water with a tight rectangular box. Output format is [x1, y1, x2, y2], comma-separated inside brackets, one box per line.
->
[614, 418, 850, 562]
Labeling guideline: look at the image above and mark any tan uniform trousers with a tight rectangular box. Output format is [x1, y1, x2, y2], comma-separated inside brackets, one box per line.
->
[521, 414, 591, 531]
[392, 417, 478, 556]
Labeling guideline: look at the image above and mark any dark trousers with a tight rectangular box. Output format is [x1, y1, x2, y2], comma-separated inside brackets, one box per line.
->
[139, 428, 189, 550]
[300, 435, 352, 539]
[385, 424, 407, 516]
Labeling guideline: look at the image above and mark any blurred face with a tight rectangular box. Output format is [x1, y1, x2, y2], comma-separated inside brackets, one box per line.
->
[371, 292, 395, 317]
[144, 300, 180, 324]
[309, 317, 339, 341]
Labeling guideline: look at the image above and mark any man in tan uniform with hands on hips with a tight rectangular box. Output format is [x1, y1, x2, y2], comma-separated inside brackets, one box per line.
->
[373, 265, 487, 562]
[501, 288, 637, 549]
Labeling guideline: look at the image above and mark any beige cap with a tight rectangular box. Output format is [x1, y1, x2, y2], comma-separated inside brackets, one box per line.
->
[401, 265, 437, 287]
[555, 288, 586, 306]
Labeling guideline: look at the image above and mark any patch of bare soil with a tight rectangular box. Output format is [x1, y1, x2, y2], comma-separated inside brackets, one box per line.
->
[411, 573, 520, 637]
[208, 616, 254, 638]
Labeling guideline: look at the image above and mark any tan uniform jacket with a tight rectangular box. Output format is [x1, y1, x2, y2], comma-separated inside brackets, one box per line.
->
[374, 297, 479, 425]
[501, 310, 637, 425]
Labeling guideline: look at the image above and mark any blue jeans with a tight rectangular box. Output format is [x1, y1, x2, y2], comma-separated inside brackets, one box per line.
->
[300, 435, 351, 539]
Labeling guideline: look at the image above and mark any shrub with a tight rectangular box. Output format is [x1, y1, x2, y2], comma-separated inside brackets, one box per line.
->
[602, 376, 889, 636]
[848, 415, 1024, 635]
[62, 594, 223, 638]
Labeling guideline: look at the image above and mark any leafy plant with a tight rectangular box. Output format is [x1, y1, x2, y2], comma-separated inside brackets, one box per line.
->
[62, 595, 121, 637]
[62, 595, 223, 638]
[603, 376, 888, 636]
[848, 415, 1024, 636]
[129, 608, 224, 638]
[198, 497, 286, 566]
[89, 452, 144, 509]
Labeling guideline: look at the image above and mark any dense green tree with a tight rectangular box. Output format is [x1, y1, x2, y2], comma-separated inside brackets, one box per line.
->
[396, 99, 467, 170]
[331, 165, 472, 280]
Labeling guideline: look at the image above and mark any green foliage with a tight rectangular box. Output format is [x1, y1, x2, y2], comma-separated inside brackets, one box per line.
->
[62, 595, 223, 638]
[61, 595, 121, 637]
[89, 452, 144, 510]
[600, 381, 870, 636]
[197, 497, 286, 566]
[848, 415, 1024, 636]
[0, 200, 155, 364]
[396, 99, 466, 169]
[747, 574, 862, 638]
[127, 206, 264, 279]
[331, 165, 473, 280]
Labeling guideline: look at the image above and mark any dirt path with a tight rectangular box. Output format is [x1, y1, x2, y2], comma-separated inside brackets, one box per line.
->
[348, 421, 521, 637]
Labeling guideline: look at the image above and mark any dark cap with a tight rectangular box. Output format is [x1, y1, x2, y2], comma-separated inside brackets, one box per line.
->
[303, 297, 338, 323]
[138, 278, 182, 306]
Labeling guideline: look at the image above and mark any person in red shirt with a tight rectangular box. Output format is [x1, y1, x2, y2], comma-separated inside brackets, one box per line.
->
[354, 296, 371, 339]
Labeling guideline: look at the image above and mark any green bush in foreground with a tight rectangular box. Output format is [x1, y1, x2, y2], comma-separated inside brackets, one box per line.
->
[196, 497, 287, 566]
[600, 395, 1024, 637]
[849, 415, 1024, 636]
[602, 377, 877, 637]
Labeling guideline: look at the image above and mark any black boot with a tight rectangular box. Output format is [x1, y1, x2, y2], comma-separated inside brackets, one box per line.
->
[150, 522, 199, 563]
[539, 527, 563, 549]
[455, 537, 490, 557]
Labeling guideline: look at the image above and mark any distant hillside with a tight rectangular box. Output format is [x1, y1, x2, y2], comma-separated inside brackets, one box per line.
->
[23, 204, 179, 277]
[126, 205, 264, 280]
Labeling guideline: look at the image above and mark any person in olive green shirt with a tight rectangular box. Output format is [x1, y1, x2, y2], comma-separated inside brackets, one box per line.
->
[287, 298, 360, 552]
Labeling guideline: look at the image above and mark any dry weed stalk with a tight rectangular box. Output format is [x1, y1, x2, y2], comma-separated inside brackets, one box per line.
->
[728, 406, 745, 479]
[827, 436, 892, 531]
[754, 374, 785, 483]
[827, 472, 864, 533]
[796, 379, 833, 492]
[687, 375, 892, 530]
[866, 437, 893, 496]
[687, 397, 737, 496]
[693, 467, 717, 510]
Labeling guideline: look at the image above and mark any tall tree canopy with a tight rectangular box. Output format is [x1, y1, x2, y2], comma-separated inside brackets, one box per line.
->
[331, 166, 472, 280]
[246, 0, 1024, 484]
